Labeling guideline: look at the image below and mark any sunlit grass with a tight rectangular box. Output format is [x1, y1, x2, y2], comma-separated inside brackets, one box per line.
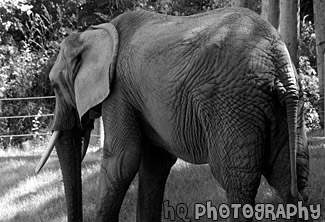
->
[0, 155, 64, 221]
[0, 145, 102, 222]
[0, 139, 324, 222]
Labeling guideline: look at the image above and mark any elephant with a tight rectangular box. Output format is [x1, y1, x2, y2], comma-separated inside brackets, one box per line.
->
[35, 6, 309, 222]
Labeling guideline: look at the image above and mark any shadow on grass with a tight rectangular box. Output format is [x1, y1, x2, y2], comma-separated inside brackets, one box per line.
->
[7, 195, 66, 222]
[0, 155, 40, 196]
[0, 149, 103, 222]
[0, 151, 100, 193]
[163, 161, 323, 222]
[1, 147, 324, 222]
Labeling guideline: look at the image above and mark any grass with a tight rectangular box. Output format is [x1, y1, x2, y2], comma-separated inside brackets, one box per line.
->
[0, 139, 324, 222]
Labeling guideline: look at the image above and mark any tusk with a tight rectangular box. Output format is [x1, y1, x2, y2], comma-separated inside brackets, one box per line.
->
[35, 130, 60, 173]
[81, 129, 91, 162]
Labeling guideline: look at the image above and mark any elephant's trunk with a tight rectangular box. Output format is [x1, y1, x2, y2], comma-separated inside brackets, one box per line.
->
[56, 129, 83, 222]
[36, 125, 92, 221]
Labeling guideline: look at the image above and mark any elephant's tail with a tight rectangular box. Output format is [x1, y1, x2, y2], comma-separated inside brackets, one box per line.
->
[285, 92, 299, 199]
[274, 41, 300, 199]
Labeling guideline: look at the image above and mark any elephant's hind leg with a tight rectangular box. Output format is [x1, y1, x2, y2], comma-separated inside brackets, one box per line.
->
[209, 131, 263, 222]
[264, 146, 303, 206]
[137, 144, 177, 222]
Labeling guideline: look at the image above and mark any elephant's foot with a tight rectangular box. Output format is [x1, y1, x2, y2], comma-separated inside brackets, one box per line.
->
[226, 213, 253, 222]
[95, 171, 129, 222]
[137, 144, 177, 222]
[95, 142, 141, 221]
[226, 192, 255, 222]
[96, 214, 118, 222]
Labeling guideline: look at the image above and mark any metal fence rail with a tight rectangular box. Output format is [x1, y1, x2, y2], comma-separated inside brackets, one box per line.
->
[0, 96, 103, 147]
[0, 133, 51, 138]
[0, 114, 54, 120]
[0, 96, 54, 139]
[0, 96, 55, 101]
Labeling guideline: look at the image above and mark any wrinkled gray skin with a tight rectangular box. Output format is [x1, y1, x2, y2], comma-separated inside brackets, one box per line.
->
[48, 7, 309, 222]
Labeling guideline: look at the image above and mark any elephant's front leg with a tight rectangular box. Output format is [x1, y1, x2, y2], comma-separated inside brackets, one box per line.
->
[95, 100, 142, 222]
[137, 144, 177, 222]
[95, 136, 141, 222]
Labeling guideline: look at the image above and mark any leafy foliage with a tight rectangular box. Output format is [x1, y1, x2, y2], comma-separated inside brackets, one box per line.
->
[0, 0, 78, 48]
[300, 14, 316, 68]
[299, 56, 320, 131]
[0, 44, 58, 147]
[136, 0, 230, 15]
[0, 0, 68, 147]
[298, 11, 320, 131]
[76, 0, 234, 27]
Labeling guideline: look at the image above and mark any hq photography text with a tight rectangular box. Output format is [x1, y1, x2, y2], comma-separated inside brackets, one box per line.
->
[162, 200, 321, 221]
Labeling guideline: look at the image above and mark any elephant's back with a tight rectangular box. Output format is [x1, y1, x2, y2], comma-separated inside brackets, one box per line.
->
[113, 7, 279, 52]
[124, 7, 280, 98]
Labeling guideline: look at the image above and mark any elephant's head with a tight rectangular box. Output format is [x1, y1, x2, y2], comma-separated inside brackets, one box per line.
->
[35, 23, 119, 221]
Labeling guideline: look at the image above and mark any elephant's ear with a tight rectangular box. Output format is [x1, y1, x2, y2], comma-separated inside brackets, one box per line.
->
[74, 23, 119, 120]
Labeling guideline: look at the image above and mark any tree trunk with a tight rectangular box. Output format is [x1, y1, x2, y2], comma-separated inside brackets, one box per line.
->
[231, 0, 246, 7]
[279, 0, 299, 67]
[313, 0, 325, 128]
[261, 0, 279, 29]
[261, 0, 269, 21]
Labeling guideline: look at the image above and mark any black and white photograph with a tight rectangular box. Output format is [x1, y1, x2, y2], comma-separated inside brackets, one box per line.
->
[0, 0, 323, 221]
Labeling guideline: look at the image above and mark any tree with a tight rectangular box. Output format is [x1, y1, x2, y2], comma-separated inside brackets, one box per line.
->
[261, 0, 279, 29]
[231, 0, 246, 7]
[278, 0, 299, 67]
[313, 0, 325, 128]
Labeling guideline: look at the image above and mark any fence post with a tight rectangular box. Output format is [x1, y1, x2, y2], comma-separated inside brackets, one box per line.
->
[99, 117, 104, 147]
[90, 117, 104, 147]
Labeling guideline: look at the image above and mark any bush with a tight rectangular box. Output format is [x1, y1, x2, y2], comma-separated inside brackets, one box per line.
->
[0, 44, 58, 148]
[0, 0, 77, 49]
[299, 56, 320, 131]
[0, 0, 70, 148]
[300, 14, 316, 68]
[298, 13, 320, 131]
